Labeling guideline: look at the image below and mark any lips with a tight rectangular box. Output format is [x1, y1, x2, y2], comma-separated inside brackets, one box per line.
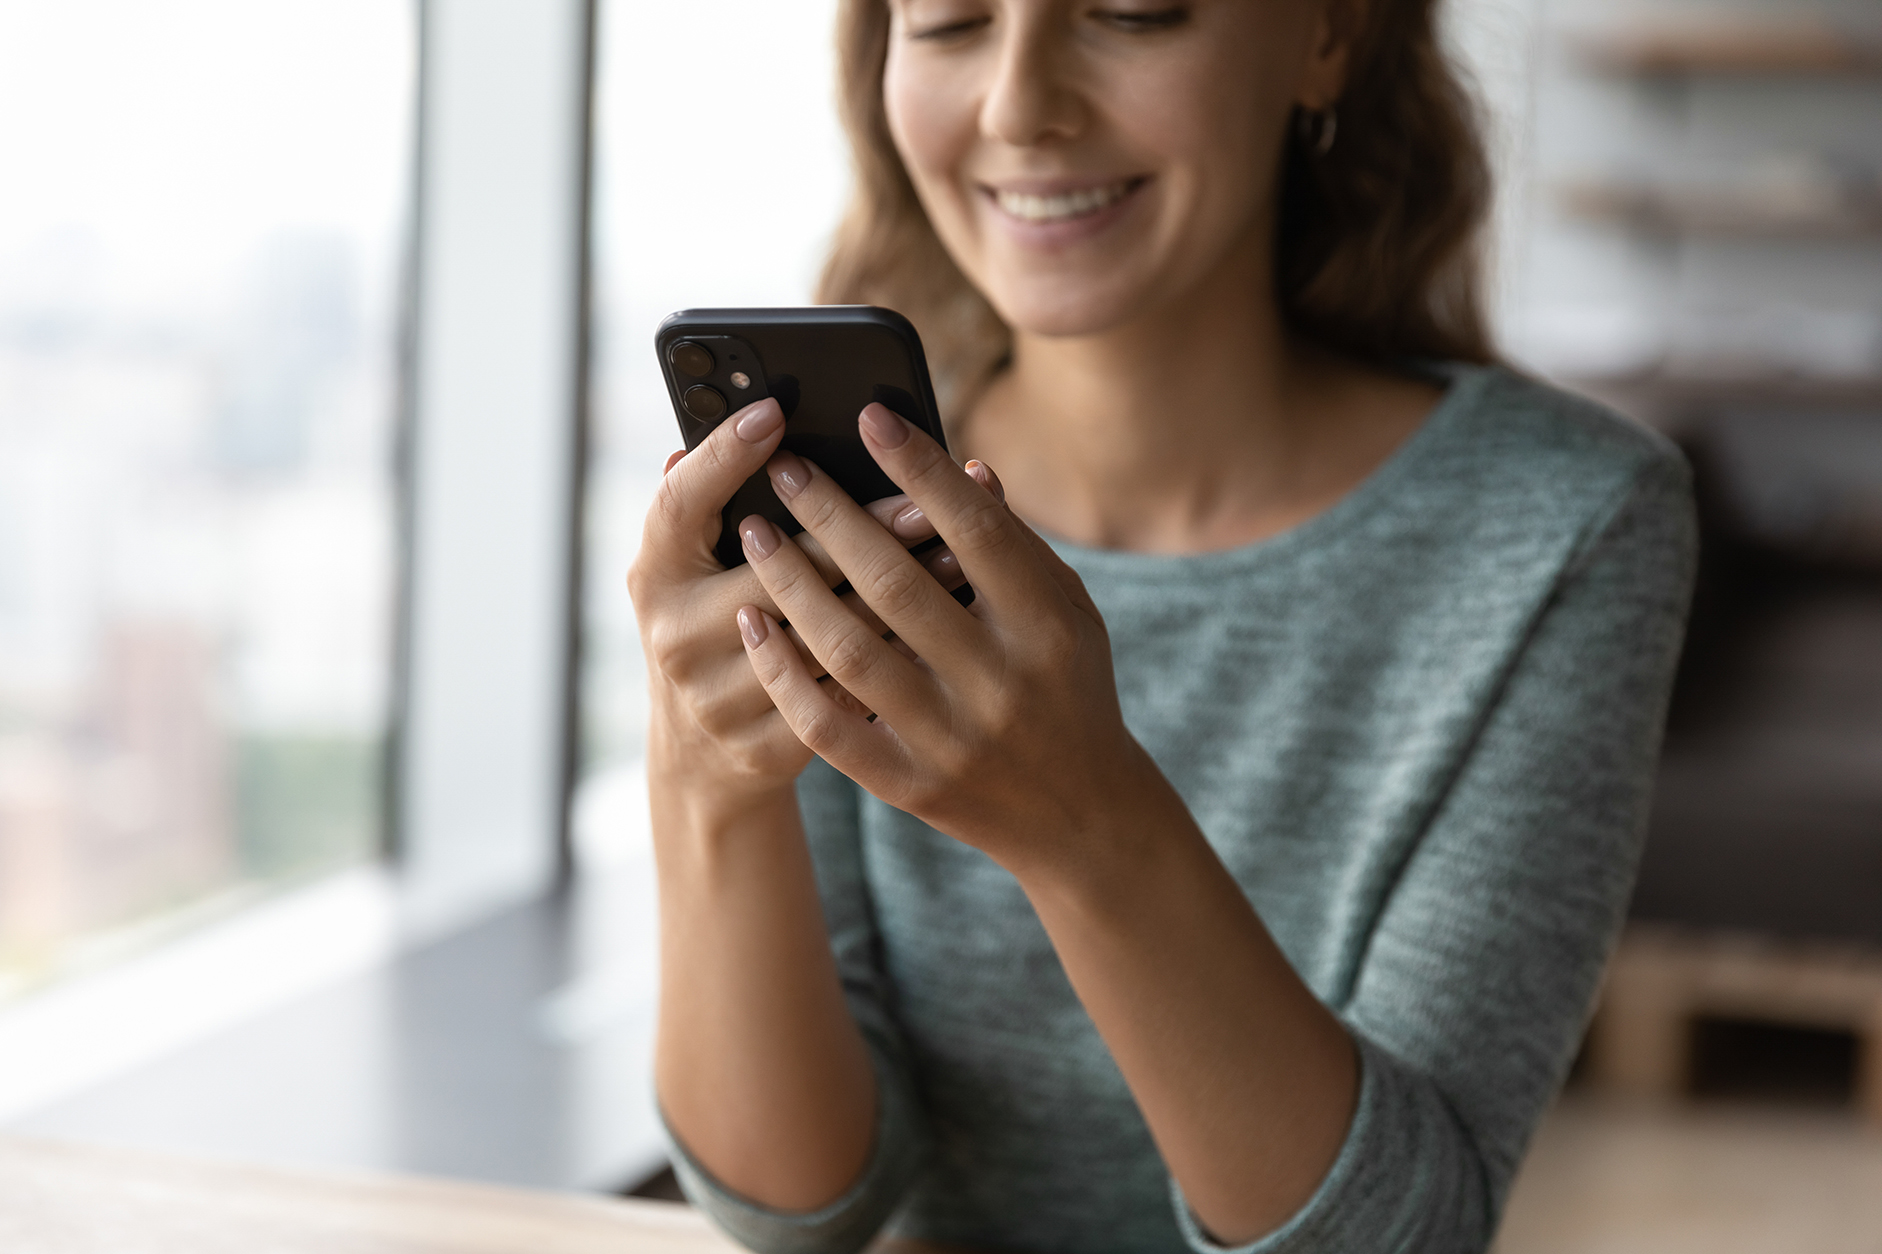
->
[986, 177, 1148, 225]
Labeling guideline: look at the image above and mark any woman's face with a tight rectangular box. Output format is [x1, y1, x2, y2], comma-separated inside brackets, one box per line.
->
[883, 0, 1346, 339]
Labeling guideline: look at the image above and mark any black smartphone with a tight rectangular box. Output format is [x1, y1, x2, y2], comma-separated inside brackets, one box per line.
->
[655, 306, 951, 570]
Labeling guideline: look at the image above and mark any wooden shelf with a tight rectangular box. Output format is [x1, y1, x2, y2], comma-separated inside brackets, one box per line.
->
[1571, 22, 1882, 78]
[1588, 925, 1882, 1125]
[1560, 181, 1882, 240]
[1563, 372, 1882, 433]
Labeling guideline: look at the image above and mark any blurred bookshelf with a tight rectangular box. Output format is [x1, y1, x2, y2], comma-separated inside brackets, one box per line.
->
[1516, 2, 1882, 1125]
[1569, 20, 1882, 78]
[1558, 174, 1882, 240]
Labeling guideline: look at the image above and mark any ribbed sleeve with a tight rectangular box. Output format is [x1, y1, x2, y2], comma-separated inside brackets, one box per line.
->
[1170, 452, 1696, 1253]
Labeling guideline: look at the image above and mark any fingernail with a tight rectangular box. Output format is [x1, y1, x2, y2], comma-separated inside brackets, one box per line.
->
[893, 504, 927, 537]
[923, 547, 960, 584]
[769, 452, 810, 500]
[967, 459, 1004, 502]
[737, 605, 768, 649]
[740, 516, 779, 559]
[860, 403, 910, 449]
[734, 399, 783, 443]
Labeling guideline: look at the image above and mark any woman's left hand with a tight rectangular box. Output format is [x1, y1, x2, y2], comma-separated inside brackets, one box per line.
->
[734, 402, 1160, 876]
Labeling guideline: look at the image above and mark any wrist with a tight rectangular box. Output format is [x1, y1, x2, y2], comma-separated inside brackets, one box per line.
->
[1002, 740, 1197, 915]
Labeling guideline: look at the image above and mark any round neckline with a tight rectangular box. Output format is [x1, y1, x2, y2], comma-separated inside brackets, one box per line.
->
[1037, 362, 1494, 584]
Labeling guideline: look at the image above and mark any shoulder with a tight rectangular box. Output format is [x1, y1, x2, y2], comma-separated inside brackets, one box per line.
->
[1411, 364, 1694, 556]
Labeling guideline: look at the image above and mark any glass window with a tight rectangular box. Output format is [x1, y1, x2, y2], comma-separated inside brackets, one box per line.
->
[578, 0, 846, 855]
[0, 1, 415, 998]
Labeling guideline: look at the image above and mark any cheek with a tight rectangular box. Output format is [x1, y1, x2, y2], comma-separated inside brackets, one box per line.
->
[883, 49, 975, 200]
[1120, 54, 1286, 225]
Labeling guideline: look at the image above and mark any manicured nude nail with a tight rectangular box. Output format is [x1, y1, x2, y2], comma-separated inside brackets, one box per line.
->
[966, 459, 1005, 502]
[893, 503, 927, 537]
[734, 398, 784, 443]
[769, 452, 811, 499]
[859, 403, 910, 449]
[737, 605, 768, 649]
[923, 547, 961, 585]
[740, 516, 779, 559]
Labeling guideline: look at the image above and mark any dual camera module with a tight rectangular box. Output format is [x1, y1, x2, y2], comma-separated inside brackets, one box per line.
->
[669, 340, 752, 423]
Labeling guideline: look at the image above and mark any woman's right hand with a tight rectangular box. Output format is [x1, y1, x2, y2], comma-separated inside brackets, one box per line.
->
[627, 396, 963, 809]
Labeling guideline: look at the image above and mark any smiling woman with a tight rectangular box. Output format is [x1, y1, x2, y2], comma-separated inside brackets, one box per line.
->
[628, 2, 1697, 1253]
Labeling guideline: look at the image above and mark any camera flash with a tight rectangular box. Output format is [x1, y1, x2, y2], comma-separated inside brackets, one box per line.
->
[729, 371, 751, 390]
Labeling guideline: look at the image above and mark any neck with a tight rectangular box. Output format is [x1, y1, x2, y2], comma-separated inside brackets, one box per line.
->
[964, 235, 1333, 552]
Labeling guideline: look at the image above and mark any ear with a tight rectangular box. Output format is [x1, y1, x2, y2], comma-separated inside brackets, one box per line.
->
[1297, 0, 1368, 110]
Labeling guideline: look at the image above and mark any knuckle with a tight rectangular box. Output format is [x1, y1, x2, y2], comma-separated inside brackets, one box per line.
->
[764, 553, 816, 605]
[691, 694, 737, 738]
[752, 642, 795, 688]
[796, 484, 848, 535]
[724, 733, 776, 779]
[864, 559, 927, 620]
[985, 691, 1028, 742]
[953, 500, 1015, 556]
[821, 630, 880, 687]
[899, 772, 950, 816]
[903, 436, 950, 483]
[700, 426, 738, 472]
[1036, 615, 1081, 664]
[793, 706, 843, 754]
[624, 557, 652, 606]
[647, 478, 691, 541]
[644, 618, 686, 674]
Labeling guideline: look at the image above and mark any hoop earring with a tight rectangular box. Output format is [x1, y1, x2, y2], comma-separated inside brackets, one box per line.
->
[1299, 106, 1338, 157]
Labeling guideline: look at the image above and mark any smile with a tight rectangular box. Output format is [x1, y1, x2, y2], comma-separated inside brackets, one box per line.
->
[987, 178, 1147, 224]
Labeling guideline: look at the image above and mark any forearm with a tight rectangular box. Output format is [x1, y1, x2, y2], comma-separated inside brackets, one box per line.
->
[652, 748, 878, 1211]
[1012, 748, 1358, 1247]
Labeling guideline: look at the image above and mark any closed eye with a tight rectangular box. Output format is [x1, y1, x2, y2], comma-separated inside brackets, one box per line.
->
[909, 15, 992, 42]
[1090, 6, 1190, 32]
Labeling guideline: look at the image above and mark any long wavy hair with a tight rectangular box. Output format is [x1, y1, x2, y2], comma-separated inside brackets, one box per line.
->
[815, 0, 1496, 417]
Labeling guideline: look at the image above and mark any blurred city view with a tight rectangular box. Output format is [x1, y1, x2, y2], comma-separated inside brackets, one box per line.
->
[0, 0, 413, 1000]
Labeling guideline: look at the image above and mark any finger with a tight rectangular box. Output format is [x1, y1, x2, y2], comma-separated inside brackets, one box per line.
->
[964, 459, 1006, 504]
[663, 448, 686, 475]
[690, 651, 795, 731]
[857, 465, 1000, 542]
[697, 547, 900, 655]
[856, 404, 1045, 612]
[863, 494, 937, 544]
[739, 606, 906, 775]
[820, 673, 877, 722]
[643, 397, 785, 570]
[764, 452, 983, 665]
[739, 514, 936, 721]
[692, 635, 879, 726]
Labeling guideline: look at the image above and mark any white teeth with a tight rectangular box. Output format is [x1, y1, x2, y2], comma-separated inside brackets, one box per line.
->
[993, 181, 1134, 223]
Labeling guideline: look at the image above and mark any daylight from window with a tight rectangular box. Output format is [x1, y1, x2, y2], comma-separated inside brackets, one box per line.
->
[578, 0, 846, 862]
[0, 0, 413, 1000]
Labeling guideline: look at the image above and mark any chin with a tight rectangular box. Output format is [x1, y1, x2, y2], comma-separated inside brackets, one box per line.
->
[983, 278, 1143, 341]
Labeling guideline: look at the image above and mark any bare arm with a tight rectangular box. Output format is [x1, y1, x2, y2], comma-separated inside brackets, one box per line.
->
[631, 397, 956, 1211]
[1016, 774, 1357, 1244]
[650, 776, 877, 1211]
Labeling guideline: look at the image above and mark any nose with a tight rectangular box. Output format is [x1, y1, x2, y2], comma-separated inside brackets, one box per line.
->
[979, 12, 1084, 147]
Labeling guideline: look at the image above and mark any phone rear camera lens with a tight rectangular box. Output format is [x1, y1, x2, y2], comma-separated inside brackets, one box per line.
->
[670, 341, 714, 378]
[682, 385, 727, 422]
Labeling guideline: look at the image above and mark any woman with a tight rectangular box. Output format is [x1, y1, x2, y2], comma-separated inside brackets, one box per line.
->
[627, 0, 1695, 1251]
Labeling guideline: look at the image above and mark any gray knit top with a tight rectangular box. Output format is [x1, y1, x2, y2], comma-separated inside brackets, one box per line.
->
[667, 365, 1698, 1254]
